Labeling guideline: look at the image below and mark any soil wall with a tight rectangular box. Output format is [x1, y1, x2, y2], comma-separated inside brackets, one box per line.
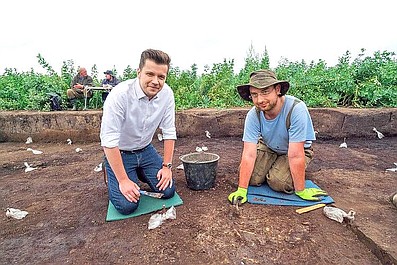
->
[0, 108, 395, 143]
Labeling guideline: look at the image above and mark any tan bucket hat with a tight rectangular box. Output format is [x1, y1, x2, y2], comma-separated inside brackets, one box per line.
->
[237, 69, 290, 101]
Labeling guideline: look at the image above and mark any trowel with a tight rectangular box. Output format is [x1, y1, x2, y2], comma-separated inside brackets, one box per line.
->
[139, 190, 164, 199]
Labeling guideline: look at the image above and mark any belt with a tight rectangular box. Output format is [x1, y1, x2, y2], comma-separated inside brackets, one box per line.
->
[120, 144, 150, 154]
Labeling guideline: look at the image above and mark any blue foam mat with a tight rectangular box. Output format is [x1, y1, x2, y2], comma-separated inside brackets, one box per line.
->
[247, 180, 334, 206]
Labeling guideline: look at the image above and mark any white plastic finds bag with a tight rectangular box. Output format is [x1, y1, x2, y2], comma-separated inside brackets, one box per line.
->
[323, 206, 355, 223]
[24, 162, 37, 173]
[6, 208, 28, 220]
[94, 163, 103, 172]
[148, 206, 176, 230]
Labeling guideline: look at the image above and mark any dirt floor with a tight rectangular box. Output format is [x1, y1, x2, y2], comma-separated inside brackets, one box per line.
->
[1, 133, 396, 264]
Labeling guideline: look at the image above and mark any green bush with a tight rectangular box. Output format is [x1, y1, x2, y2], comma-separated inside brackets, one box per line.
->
[1, 48, 396, 111]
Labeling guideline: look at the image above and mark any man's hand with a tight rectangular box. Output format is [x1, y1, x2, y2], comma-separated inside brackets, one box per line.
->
[228, 187, 248, 204]
[156, 167, 173, 191]
[119, 178, 140, 202]
[73, 83, 84, 89]
[295, 188, 328, 201]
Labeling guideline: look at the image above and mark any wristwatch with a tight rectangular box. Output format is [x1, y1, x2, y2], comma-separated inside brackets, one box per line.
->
[162, 163, 172, 169]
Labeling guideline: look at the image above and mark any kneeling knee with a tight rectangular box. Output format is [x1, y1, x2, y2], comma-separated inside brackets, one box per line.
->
[162, 186, 176, 199]
[249, 178, 264, 186]
[267, 177, 293, 194]
[114, 201, 139, 215]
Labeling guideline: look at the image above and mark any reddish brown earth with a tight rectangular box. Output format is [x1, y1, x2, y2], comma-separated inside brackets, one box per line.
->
[0, 109, 396, 265]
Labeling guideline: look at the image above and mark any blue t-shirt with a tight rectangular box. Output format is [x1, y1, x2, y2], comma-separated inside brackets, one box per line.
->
[242, 95, 316, 154]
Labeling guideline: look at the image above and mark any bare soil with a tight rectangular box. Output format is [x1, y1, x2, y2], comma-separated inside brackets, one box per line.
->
[1, 133, 396, 264]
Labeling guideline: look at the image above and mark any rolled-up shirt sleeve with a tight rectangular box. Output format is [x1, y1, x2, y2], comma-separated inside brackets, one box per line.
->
[159, 90, 177, 140]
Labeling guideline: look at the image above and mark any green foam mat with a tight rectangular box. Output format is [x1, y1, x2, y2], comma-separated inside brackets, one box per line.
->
[106, 192, 183, 222]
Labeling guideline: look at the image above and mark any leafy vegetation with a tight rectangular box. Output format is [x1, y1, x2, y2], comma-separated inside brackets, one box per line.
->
[0, 47, 396, 111]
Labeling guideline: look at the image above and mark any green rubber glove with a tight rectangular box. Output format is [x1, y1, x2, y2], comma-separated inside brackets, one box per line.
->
[228, 187, 248, 204]
[295, 188, 328, 201]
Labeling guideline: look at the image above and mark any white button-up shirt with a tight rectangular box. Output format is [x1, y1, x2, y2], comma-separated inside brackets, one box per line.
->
[100, 78, 177, 150]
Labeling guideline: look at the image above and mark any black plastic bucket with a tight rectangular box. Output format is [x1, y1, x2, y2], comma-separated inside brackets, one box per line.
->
[179, 152, 220, 190]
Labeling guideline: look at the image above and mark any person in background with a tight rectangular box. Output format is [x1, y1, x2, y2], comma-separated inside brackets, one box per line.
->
[67, 67, 93, 110]
[101, 70, 120, 102]
[100, 49, 176, 215]
[228, 69, 327, 205]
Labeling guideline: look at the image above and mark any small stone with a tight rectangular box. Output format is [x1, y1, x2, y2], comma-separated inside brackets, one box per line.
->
[390, 192, 397, 207]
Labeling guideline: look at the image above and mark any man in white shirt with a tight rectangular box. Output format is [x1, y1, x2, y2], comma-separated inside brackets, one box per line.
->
[100, 49, 176, 215]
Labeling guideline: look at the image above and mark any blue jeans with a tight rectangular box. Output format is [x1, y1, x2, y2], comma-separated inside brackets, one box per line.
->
[105, 144, 175, 215]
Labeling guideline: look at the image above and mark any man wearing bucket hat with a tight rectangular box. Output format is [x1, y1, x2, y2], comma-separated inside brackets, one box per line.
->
[100, 49, 176, 215]
[101, 70, 120, 102]
[228, 69, 327, 205]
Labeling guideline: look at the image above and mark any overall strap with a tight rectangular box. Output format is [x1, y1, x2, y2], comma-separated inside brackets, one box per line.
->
[255, 107, 261, 122]
[255, 107, 263, 143]
[286, 98, 301, 130]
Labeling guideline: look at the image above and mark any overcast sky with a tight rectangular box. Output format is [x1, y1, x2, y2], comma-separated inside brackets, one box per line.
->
[1, 0, 396, 76]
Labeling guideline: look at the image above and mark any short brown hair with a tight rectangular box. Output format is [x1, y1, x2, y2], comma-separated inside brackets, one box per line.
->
[139, 49, 171, 72]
